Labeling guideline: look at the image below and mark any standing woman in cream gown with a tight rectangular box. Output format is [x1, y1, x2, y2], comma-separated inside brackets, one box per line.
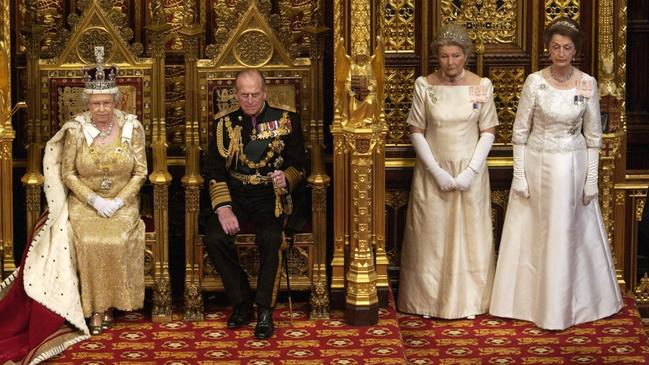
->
[62, 47, 148, 334]
[398, 24, 499, 319]
[489, 17, 623, 330]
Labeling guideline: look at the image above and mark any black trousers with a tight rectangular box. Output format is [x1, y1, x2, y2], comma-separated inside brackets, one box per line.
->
[203, 189, 282, 308]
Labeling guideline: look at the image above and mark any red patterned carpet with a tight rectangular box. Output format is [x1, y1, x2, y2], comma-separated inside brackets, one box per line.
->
[399, 297, 649, 364]
[44, 297, 649, 364]
[45, 300, 408, 365]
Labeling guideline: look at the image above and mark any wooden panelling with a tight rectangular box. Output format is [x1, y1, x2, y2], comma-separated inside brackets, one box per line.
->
[626, 0, 649, 170]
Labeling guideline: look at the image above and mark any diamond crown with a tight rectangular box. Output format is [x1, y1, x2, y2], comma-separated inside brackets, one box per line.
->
[83, 46, 118, 94]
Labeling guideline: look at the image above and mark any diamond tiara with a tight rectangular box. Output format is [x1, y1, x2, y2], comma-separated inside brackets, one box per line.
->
[551, 19, 579, 32]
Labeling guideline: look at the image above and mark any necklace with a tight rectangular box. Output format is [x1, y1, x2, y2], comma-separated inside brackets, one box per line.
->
[550, 66, 574, 83]
[440, 69, 465, 84]
[92, 119, 114, 139]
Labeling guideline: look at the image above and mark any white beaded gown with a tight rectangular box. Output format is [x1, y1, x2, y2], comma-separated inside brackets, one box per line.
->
[489, 71, 623, 330]
[398, 76, 499, 319]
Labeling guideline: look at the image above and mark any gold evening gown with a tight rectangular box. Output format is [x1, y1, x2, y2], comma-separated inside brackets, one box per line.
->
[61, 109, 147, 317]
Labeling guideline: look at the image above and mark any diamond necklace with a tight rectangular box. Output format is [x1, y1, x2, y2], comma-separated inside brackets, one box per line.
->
[92, 119, 114, 139]
[550, 66, 574, 83]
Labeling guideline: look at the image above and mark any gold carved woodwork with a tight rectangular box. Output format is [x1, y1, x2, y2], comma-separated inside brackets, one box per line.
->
[179, 21, 205, 321]
[383, 0, 415, 53]
[207, 0, 315, 60]
[350, 0, 371, 56]
[385, 190, 409, 267]
[439, 0, 521, 46]
[333, 36, 387, 324]
[157, 0, 195, 51]
[41, 0, 142, 60]
[635, 273, 649, 305]
[384, 68, 415, 145]
[489, 66, 525, 144]
[193, 1, 328, 318]
[0, 0, 14, 277]
[544, 0, 580, 24]
[165, 66, 186, 152]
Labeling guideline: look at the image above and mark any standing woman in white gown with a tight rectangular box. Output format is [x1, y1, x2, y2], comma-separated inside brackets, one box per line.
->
[398, 24, 499, 319]
[489, 17, 623, 330]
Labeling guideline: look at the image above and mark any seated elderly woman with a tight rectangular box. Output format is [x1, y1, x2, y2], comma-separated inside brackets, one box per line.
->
[62, 48, 148, 334]
[0, 46, 147, 365]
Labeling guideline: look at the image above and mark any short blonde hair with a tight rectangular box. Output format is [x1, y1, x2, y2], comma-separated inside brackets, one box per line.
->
[431, 23, 473, 60]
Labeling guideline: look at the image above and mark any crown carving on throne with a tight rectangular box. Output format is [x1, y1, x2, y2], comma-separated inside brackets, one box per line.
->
[82, 46, 118, 94]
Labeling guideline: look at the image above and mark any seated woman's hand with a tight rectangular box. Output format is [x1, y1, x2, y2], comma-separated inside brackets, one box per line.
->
[89, 195, 117, 218]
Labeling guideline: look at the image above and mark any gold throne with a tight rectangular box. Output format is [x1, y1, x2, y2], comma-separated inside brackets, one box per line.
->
[182, 3, 329, 320]
[22, 1, 172, 320]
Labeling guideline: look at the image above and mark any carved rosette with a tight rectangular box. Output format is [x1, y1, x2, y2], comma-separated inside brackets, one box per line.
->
[234, 30, 274, 67]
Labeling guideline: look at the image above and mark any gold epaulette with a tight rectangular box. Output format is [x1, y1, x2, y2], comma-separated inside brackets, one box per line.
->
[214, 105, 240, 120]
[267, 101, 297, 114]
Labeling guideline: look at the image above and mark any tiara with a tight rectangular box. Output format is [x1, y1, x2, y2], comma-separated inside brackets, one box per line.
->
[82, 46, 118, 94]
[551, 19, 578, 32]
[435, 24, 471, 44]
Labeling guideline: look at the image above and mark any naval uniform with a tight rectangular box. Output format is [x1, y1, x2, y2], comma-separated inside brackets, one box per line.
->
[203, 103, 306, 309]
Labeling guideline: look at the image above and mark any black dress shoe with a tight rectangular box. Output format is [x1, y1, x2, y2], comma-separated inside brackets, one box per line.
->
[254, 307, 274, 339]
[227, 302, 253, 329]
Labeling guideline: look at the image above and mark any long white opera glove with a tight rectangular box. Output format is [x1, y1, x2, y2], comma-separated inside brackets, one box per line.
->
[583, 148, 600, 205]
[511, 144, 529, 198]
[410, 132, 455, 191]
[455, 132, 495, 191]
[89, 195, 117, 218]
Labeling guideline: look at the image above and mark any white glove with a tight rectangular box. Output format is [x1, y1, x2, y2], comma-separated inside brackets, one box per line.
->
[511, 144, 529, 198]
[89, 195, 117, 218]
[410, 132, 455, 191]
[455, 133, 495, 191]
[110, 198, 125, 214]
[583, 148, 600, 205]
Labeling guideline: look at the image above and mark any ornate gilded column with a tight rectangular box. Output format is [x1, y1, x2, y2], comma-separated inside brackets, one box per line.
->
[333, 34, 386, 325]
[0, 0, 15, 278]
[20, 1, 44, 236]
[146, 5, 173, 322]
[598, 0, 627, 291]
[304, 7, 331, 319]
[179, 23, 205, 321]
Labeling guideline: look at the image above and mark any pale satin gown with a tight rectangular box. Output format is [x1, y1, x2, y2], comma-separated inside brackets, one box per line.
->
[62, 110, 147, 317]
[398, 76, 498, 319]
[489, 71, 623, 330]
